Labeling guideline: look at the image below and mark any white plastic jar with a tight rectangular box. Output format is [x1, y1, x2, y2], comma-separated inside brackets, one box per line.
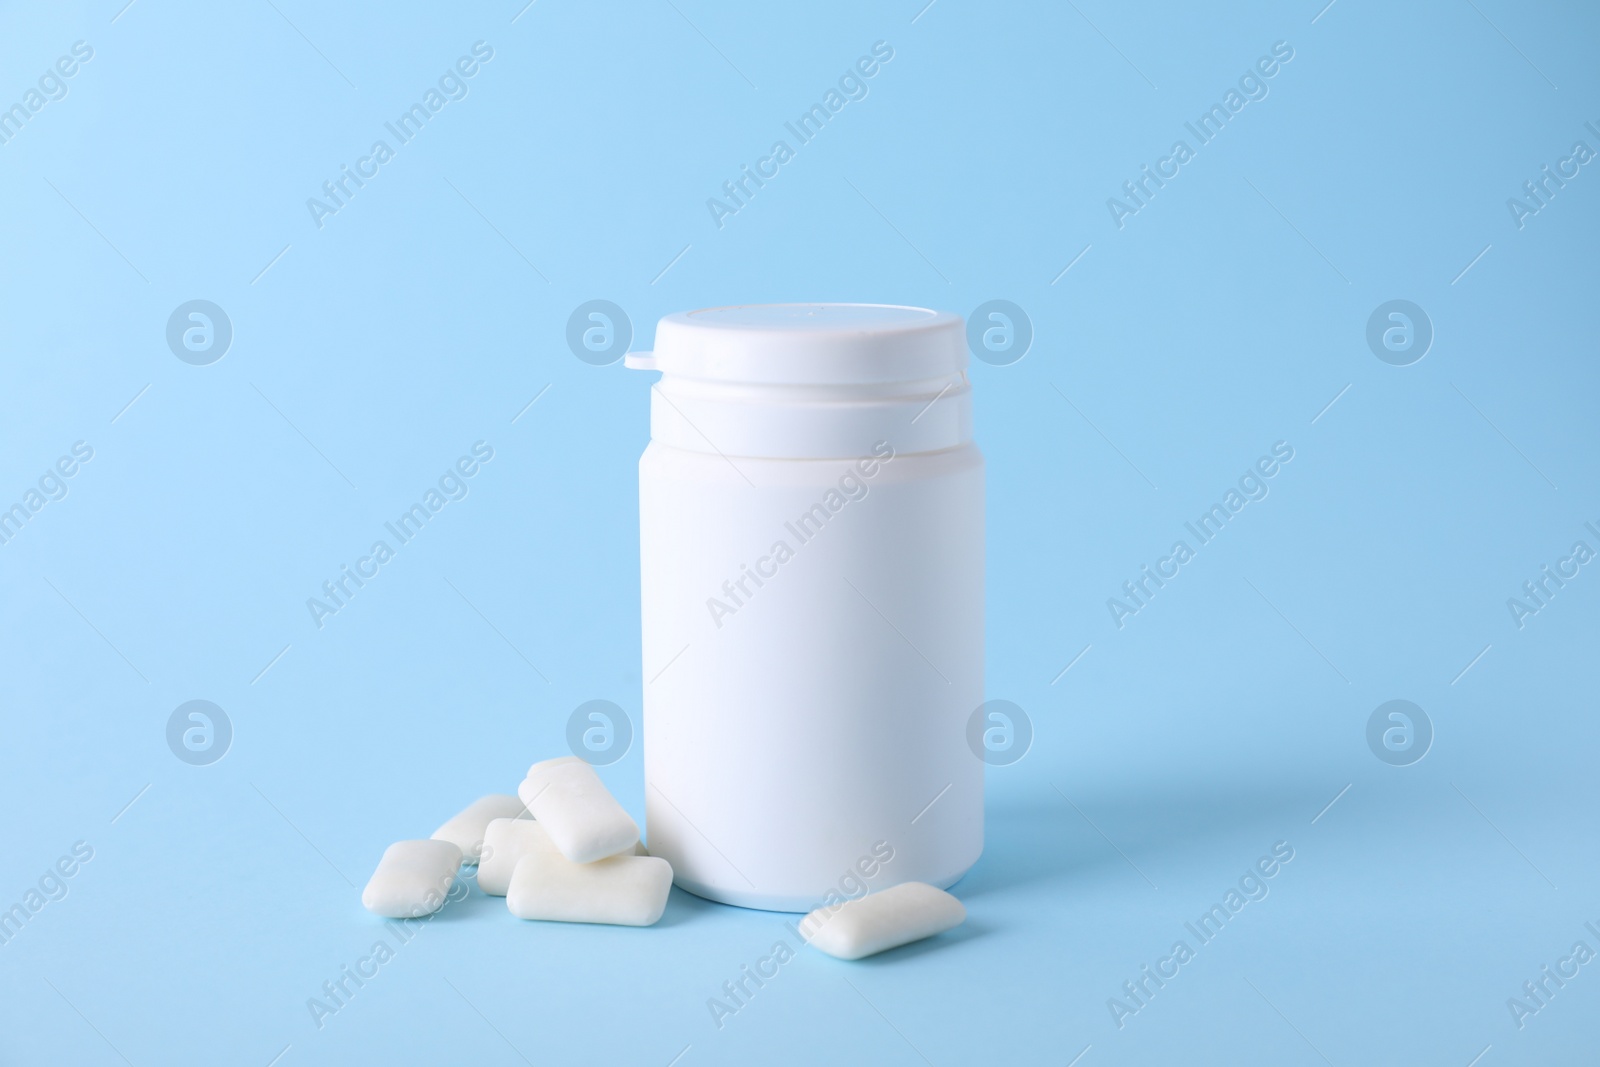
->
[628, 304, 983, 912]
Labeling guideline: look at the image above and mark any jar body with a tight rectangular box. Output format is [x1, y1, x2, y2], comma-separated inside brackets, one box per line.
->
[639, 439, 983, 911]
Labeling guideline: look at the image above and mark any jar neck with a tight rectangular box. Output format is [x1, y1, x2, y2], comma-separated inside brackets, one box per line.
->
[648, 373, 972, 460]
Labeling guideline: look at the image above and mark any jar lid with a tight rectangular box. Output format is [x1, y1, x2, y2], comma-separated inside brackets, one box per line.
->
[625, 303, 967, 385]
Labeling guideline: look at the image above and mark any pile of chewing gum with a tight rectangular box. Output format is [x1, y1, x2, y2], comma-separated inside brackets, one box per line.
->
[361, 756, 965, 960]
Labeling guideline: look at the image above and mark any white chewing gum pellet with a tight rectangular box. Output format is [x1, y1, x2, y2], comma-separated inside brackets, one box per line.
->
[518, 757, 639, 864]
[361, 840, 463, 918]
[505, 851, 673, 927]
[431, 795, 527, 865]
[477, 818, 561, 896]
[800, 881, 966, 960]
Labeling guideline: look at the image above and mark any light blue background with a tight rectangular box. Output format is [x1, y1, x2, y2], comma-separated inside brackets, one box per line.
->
[1, 1, 1596, 1064]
